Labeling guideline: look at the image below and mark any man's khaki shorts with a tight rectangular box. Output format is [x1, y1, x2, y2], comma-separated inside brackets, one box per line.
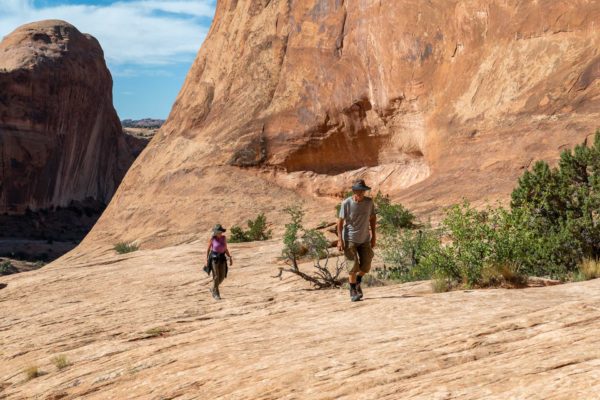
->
[344, 241, 374, 274]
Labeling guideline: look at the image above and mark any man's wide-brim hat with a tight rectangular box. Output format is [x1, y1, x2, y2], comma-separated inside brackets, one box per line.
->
[213, 224, 226, 233]
[351, 179, 371, 191]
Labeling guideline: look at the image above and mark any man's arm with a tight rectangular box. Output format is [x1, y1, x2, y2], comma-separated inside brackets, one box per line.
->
[370, 214, 376, 248]
[337, 218, 345, 251]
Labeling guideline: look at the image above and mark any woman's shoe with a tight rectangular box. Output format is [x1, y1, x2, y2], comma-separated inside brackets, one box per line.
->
[210, 288, 221, 300]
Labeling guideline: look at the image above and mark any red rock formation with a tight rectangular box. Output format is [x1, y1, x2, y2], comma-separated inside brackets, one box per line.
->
[0, 20, 134, 214]
[89, 0, 600, 247]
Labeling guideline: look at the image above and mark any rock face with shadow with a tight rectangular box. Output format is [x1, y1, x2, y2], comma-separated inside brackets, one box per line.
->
[0, 20, 146, 259]
[0, 20, 137, 214]
[89, 0, 600, 247]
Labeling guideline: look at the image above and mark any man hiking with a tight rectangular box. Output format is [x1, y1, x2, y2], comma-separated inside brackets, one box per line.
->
[337, 179, 376, 302]
[205, 224, 233, 300]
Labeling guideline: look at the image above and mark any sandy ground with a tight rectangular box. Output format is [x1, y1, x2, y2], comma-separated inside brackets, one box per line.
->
[1, 240, 600, 399]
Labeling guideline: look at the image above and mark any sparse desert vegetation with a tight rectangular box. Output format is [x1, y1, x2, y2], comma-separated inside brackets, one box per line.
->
[23, 365, 43, 381]
[276, 204, 344, 288]
[51, 355, 70, 370]
[0, 260, 18, 276]
[377, 133, 600, 291]
[229, 213, 272, 243]
[114, 242, 139, 254]
[143, 327, 170, 338]
[578, 258, 600, 280]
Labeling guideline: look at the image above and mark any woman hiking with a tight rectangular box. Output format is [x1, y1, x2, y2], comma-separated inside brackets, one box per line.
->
[206, 224, 233, 300]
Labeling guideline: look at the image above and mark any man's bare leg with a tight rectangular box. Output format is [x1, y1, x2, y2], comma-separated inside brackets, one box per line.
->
[349, 272, 357, 284]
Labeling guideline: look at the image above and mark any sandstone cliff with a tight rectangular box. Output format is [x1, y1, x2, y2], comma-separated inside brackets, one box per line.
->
[89, 0, 600, 247]
[0, 20, 134, 215]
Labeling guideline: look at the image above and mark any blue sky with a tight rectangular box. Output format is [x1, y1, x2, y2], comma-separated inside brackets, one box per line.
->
[0, 0, 216, 119]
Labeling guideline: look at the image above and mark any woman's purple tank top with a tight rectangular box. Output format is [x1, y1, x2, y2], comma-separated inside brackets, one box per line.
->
[211, 235, 227, 253]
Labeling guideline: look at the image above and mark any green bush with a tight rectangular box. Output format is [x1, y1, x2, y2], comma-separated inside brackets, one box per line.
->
[114, 242, 139, 254]
[418, 203, 531, 289]
[229, 226, 249, 243]
[351, 133, 599, 290]
[229, 213, 272, 243]
[379, 228, 441, 281]
[370, 193, 430, 281]
[374, 192, 416, 233]
[0, 261, 18, 276]
[511, 132, 600, 262]
[419, 132, 600, 290]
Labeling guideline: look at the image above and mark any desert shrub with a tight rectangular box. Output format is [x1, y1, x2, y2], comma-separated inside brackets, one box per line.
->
[578, 258, 600, 280]
[420, 132, 600, 289]
[114, 242, 139, 254]
[24, 365, 42, 381]
[229, 213, 272, 243]
[0, 261, 18, 276]
[511, 132, 600, 262]
[374, 192, 416, 233]
[420, 203, 556, 289]
[378, 228, 441, 282]
[51, 355, 70, 370]
[277, 204, 344, 288]
[431, 269, 457, 293]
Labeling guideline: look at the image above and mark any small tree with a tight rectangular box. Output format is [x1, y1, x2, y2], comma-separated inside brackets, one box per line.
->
[281, 204, 306, 270]
[276, 204, 344, 288]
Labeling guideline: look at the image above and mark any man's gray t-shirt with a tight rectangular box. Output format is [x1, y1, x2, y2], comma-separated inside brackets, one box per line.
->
[339, 196, 375, 244]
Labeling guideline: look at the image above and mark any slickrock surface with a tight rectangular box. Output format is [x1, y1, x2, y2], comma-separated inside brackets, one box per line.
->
[0, 20, 135, 215]
[88, 0, 600, 247]
[1, 242, 599, 399]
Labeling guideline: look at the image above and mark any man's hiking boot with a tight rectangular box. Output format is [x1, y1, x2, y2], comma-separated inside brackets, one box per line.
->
[350, 287, 361, 302]
[356, 284, 364, 300]
[210, 288, 221, 300]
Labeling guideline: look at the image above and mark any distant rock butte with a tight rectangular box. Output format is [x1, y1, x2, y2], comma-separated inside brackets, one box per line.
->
[0, 20, 137, 215]
[89, 0, 600, 247]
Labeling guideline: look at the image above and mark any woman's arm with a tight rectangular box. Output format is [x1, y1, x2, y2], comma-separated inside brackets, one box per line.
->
[224, 238, 233, 265]
[206, 238, 213, 259]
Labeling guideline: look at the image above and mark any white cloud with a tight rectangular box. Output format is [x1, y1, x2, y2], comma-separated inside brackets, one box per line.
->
[112, 66, 175, 77]
[0, 0, 215, 66]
